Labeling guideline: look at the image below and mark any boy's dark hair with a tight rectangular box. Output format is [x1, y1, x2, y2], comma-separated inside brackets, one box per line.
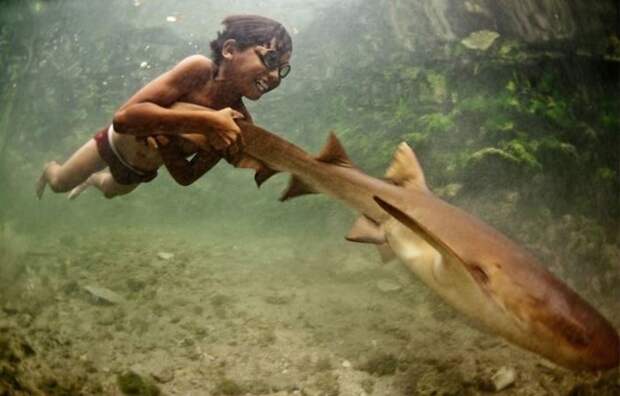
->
[210, 15, 293, 64]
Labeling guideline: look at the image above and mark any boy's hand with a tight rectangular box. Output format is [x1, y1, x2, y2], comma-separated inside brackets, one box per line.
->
[208, 107, 244, 152]
[146, 135, 171, 150]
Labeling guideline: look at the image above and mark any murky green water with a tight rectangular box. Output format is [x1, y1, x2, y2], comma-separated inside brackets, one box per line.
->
[1, 1, 618, 394]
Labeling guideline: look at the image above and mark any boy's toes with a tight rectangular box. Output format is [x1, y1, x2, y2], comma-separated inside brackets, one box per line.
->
[35, 174, 47, 199]
[68, 183, 88, 200]
[36, 162, 56, 199]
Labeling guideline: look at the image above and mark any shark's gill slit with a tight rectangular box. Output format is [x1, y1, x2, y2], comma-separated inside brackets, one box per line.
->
[469, 264, 489, 285]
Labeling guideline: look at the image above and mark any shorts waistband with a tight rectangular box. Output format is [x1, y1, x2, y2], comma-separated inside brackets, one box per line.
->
[107, 125, 149, 176]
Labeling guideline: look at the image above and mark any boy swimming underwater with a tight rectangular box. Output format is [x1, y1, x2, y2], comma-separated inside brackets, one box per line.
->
[36, 15, 292, 199]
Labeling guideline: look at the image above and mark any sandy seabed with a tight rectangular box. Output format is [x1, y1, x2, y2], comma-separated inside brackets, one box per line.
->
[1, 226, 618, 395]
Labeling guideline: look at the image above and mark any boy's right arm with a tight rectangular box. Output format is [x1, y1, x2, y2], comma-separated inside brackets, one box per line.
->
[112, 55, 242, 151]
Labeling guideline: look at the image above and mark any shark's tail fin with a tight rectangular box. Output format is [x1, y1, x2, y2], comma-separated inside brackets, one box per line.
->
[385, 142, 429, 192]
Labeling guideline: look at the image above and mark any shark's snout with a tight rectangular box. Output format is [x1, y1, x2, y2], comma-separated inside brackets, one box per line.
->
[578, 316, 620, 370]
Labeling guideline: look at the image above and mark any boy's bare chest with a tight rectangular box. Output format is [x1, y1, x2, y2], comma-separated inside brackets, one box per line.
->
[181, 89, 220, 109]
[181, 85, 237, 111]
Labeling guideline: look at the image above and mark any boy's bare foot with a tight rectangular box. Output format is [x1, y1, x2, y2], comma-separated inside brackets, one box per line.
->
[68, 178, 92, 200]
[35, 162, 54, 199]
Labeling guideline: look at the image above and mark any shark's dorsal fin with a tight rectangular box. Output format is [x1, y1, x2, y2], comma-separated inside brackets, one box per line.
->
[377, 243, 396, 263]
[385, 142, 429, 192]
[316, 132, 354, 168]
[346, 215, 386, 244]
[280, 176, 317, 201]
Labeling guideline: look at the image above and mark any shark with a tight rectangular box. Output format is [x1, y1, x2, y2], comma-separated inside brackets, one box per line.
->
[175, 103, 619, 371]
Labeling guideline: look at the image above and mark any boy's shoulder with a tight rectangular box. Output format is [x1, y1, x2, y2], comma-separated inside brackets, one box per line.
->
[174, 55, 216, 78]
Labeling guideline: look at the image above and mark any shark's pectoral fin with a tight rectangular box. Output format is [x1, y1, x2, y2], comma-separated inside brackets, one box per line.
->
[346, 216, 396, 264]
[280, 176, 317, 201]
[345, 215, 386, 244]
[234, 154, 261, 170]
[255, 167, 279, 187]
[377, 243, 397, 263]
[316, 132, 355, 168]
[385, 142, 429, 192]
[373, 196, 489, 287]
[234, 154, 279, 187]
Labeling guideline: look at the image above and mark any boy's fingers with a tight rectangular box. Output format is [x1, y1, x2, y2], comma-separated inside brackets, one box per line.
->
[211, 135, 228, 151]
[231, 110, 244, 119]
[146, 136, 158, 149]
[226, 131, 239, 143]
[222, 133, 234, 145]
[211, 128, 244, 152]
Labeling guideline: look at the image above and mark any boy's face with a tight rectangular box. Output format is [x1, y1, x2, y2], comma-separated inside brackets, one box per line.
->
[227, 37, 291, 101]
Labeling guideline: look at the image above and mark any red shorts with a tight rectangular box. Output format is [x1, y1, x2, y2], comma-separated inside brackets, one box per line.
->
[94, 126, 157, 185]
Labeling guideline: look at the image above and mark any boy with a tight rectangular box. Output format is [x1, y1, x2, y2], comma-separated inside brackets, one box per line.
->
[36, 15, 292, 199]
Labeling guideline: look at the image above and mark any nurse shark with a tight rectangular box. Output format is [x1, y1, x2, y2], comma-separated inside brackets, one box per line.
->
[175, 103, 619, 371]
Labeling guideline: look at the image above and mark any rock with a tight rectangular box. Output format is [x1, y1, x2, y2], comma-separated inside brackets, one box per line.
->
[264, 292, 295, 305]
[342, 360, 352, 368]
[491, 366, 516, 391]
[117, 370, 160, 395]
[17, 314, 33, 328]
[157, 252, 174, 260]
[150, 367, 174, 384]
[2, 304, 19, 316]
[461, 30, 500, 51]
[376, 279, 402, 293]
[84, 285, 125, 305]
[436, 183, 463, 199]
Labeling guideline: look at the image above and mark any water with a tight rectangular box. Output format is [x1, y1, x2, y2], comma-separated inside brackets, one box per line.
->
[1, 0, 618, 394]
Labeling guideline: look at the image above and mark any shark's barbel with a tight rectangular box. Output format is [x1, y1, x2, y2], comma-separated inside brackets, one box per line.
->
[178, 104, 619, 371]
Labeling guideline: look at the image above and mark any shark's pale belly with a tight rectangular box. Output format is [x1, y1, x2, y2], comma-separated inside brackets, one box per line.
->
[384, 220, 530, 346]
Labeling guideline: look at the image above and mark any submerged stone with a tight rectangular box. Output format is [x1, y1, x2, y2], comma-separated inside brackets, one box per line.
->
[376, 279, 402, 293]
[117, 370, 160, 396]
[150, 367, 174, 384]
[84, 285, 125, 305]
[461, 30, 500, 51]
[491, 366, 516, 391]
[156, 252, 174, 260]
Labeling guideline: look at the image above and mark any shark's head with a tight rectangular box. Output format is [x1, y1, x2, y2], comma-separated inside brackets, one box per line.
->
[374, 194, 619, 371]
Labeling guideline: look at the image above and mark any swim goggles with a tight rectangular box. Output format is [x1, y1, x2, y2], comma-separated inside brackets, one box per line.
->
[257, 49, 291, 79]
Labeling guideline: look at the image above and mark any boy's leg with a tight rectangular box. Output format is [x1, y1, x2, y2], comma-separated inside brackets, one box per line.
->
[69, 170, 138, 199]
[36, 139, 106, 198]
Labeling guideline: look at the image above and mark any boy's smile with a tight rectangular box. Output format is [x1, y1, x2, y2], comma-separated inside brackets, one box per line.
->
[247, 44, 291, 100]
[222, 37, 291, 101]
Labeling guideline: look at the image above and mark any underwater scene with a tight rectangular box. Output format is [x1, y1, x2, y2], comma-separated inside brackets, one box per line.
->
[0, 0, 619, 395]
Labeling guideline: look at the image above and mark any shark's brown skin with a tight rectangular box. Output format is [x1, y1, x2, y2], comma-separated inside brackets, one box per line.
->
[172, 103, 619, 371]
